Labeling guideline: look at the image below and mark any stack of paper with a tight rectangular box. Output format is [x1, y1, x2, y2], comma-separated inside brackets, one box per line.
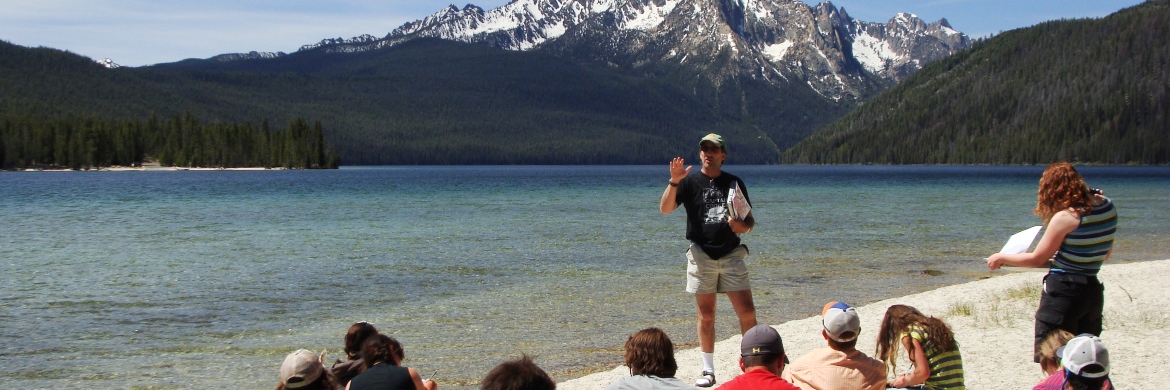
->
[999, 226, 1043, 254]
[727, 182, 751, 220]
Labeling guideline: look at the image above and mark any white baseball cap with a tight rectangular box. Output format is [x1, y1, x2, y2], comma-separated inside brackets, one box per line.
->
[1059, 334, 1109, 378]
[822, 301, 860, 342]
[280, 349, 326, 388]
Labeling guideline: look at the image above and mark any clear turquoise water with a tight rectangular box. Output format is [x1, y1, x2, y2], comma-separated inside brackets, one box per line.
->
[1, 165, 1167, 388]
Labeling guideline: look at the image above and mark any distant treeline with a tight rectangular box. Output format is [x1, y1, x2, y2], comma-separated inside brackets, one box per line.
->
[0, 112, 339, 170]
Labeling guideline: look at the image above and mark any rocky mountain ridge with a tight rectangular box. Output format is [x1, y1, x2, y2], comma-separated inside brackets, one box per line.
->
[293, 0, 969, 101]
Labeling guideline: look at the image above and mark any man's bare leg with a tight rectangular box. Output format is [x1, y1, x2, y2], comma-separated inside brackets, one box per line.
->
[695, 292, 718, 387]
[727, 289, 758, 333]
[696, 292, 717, 352]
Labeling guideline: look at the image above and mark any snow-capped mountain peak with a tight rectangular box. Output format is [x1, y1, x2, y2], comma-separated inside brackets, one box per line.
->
[291, 0, 970, 100]
[95, 58, 121, 68]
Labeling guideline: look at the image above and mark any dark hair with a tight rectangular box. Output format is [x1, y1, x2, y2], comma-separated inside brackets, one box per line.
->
[875, 304, 958, 374]
[741, 353, 781, 368]
[624, 328, 678, 377]
[481, 355, 556, 390]
[389, 337, 405, 365]
[275, 367, 339, 390]
[1066, 373, 1109, 390]
[826, 333, 858, 351]
[361, 334, 399, 369]
[345, 322, 379, 360]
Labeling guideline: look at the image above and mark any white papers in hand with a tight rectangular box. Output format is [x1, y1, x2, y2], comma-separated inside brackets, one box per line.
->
[727, 182, 751, 220]
[999, 226, 1043, 254]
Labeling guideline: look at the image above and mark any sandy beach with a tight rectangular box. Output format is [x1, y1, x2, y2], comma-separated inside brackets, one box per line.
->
[560, 259, 1169, 390]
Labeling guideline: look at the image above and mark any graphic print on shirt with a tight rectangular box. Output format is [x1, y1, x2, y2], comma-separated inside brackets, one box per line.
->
[702, 185, 728, 224]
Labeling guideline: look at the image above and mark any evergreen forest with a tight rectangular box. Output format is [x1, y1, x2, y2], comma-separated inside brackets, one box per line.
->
[2, 38, 833, 166]
[0, 113, 339, 170]
[782, 0, 1170, 164]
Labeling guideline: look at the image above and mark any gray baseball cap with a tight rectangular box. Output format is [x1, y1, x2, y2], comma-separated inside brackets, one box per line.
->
[741, 325, 786, 359]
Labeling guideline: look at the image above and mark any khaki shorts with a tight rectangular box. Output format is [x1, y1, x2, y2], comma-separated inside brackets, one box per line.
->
[685, 244, 751, 294]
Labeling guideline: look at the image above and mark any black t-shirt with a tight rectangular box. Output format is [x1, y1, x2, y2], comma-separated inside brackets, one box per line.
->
[675, 171, 751, 259]
[349, 363, 414, 390]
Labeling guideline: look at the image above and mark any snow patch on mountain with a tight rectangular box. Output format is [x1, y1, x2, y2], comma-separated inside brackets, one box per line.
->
[622, 0, 681, 30]
[763, 40, 793, 61]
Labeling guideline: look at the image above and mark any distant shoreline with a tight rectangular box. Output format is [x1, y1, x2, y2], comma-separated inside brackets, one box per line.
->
[13, 162, 288, 172]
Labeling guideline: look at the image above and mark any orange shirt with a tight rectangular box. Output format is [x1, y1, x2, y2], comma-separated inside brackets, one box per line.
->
[781, 347, 887, 390]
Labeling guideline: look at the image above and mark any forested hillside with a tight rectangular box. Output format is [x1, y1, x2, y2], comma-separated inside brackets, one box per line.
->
[782, 0, 1170, 164]
[1, 38, 811, 165]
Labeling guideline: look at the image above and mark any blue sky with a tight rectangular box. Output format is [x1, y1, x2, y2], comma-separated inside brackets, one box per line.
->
[0, 0, 1145, 67]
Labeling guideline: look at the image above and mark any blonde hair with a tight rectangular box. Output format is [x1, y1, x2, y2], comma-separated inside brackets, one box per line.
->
[1034, 162, 1093, 224]
[1037, 330, 1075, 375]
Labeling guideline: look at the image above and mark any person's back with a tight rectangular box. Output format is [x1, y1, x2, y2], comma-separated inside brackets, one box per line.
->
[783, 302, 886, 390]
[349, 364, 413, 390]
[784, 347, 885, 390]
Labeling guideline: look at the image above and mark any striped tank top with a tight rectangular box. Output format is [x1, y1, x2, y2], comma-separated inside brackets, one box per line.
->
[1052, 198, 1117, 276]
[907, 325, 965, 390]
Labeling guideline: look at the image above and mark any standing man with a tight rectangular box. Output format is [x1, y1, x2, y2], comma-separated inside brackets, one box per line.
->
[659, 133, 757, 387]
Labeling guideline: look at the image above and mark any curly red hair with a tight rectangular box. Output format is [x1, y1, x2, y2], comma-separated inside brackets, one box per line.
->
[1034, 162, 1092, 224]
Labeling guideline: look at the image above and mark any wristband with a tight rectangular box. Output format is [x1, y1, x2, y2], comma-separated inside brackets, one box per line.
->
[668, 180, 678, 187]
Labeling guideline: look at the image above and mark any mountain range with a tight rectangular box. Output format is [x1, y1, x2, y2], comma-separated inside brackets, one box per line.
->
[10, 0, 973, 164]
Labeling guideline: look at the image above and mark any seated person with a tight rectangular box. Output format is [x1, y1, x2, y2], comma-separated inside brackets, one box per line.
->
[877, 305, 965, 389]
[1058, 334, 1113, 390]
[481, 355, 556, 390]
[334, 321, 380, 387]
[605, 327, 697, 390]
[718, 325, 799, 390]
[782, 302, 886, 390]
[1033, 330, 1075, 390]
[279, 349, 341, 390]
[346, 335, 437, 390]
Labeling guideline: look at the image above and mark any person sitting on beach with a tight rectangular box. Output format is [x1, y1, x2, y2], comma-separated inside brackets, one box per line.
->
[605, 327, 697, 390]
[876, 304, 965, 389]
[346, 334, 437, 390]
[278, 349, 341, 390]
[986, 162, 1116, 363]
[718, 325, 799, 390]
[481, 355, 557, 390]
[1057, 334, 1114, 390]
[782, 302, 886, 390]
[334, 321, 381, 387]
[1034, 330, 1076, 390]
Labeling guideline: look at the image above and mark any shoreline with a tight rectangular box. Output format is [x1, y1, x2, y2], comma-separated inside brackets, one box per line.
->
[559, 259, 1170, 390]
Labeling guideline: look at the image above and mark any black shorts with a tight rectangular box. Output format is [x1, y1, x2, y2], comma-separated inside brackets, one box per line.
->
[1033, 272, 1104, 362]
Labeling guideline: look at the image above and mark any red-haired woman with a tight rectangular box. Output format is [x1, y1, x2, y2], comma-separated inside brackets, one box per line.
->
[987, 162, 1117, 362]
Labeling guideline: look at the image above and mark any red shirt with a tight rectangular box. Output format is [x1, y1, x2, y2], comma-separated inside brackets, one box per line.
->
[719, 368, 800, 390]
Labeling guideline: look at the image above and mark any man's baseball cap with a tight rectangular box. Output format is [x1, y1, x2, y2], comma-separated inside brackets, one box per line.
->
[1058, 334, 1110, 378]
[822, 301, 861, 342]
[741, 324, 786, 361]
[280, 349, 325, 388]
[699, 133, 725, 152]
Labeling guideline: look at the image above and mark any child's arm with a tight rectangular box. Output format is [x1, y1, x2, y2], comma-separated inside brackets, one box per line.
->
[890, 336, 931, 387]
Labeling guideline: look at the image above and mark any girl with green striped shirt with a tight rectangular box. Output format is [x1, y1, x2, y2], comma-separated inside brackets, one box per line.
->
[876, 305, 965, 389]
